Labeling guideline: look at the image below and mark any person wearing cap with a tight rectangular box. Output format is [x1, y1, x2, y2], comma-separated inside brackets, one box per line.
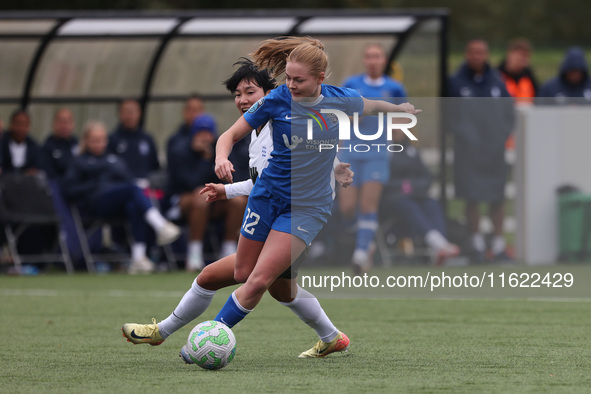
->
[537, 47, 591, 105]
[165, 114, 247, 272]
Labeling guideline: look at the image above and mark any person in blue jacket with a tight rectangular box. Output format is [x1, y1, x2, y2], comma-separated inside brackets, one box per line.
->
[537, 46, 591, 105]
[41, 108, 78, 186]
[447, 39, 515, 262]
[0, 109, 41, 175]
[165, 114, 247, 271]
[108, 99, 160, 186]
[63, 121, 180, 274]
[339, 43, 407, 274]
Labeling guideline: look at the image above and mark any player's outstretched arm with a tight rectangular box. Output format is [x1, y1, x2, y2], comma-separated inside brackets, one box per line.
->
[200, 183, 227, 202]
[362, 98, 422, 116]
[215, 116, 253, 183]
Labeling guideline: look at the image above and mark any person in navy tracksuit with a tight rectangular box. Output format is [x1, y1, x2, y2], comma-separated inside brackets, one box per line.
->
[167, 94, 205, 159]
[63, 121, 179, 274]
[108, 99, 159, 185]
[380, 129, 460, 265]
[165, 114, 247, 271]
[41, 108, 79, 186]
[447, 39, 515, 262]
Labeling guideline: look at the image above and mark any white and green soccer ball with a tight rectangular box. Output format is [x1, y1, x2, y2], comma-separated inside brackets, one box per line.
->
[185, 320, 236, 370]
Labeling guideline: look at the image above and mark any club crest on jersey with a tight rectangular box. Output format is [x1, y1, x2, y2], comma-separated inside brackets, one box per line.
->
[248, 98, 265, 113]
[326, 113, 338, 125]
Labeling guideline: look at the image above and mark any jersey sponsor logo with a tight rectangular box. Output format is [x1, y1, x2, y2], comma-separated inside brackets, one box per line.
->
[283, 134, 303, 150]
[297, 225, 309, 233]
[247, 98, 265, 114]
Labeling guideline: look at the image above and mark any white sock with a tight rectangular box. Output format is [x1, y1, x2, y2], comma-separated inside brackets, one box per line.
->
[280, 286, 339, 343]
[220, 240, 237, 258]
[158, 280, 216, 339]
[425, 230, 449, 252]
[491, 235, 506, 255]
[189, 241, 203, 258]
[131, 243, 146, 261]
[471, 233, 486, 252]
[145, 207, 167, 232]
[352, 249, 369, 267]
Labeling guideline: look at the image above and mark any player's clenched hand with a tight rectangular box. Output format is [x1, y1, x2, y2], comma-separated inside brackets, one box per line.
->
[199, 183, 227, 202]
[335, 162, 354, 188]
[215, 158, 235, 183]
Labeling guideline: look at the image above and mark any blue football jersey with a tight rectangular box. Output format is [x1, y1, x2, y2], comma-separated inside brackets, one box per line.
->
[243, 84, 363, 207]
[341, 74, 406, 159]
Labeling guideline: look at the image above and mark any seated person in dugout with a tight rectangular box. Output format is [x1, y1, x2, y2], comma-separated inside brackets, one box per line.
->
[380, 129, 460, 266]
[164, 114, 247, 272]
[62, 121, 180, 274]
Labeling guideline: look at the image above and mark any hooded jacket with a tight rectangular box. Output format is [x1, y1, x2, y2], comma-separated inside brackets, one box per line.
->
[538, 47, 591, 104]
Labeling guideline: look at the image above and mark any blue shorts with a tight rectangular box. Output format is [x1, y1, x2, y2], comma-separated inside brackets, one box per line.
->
[240, 182, 331, 246]
[343, 157, 390, 187]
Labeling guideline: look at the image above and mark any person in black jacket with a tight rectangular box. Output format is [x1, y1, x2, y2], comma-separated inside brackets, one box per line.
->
[41, 108, 78, 186]
[166, 94, 205, 159]
[537, 46, 591, 105]
[447, 39, 515, 262]
[63, 121, 180, 274]
[108, 99, 160, 186]
[0, 109, 41, 175]
[381, 130, 459, 265]
[166, 114, 247, 272]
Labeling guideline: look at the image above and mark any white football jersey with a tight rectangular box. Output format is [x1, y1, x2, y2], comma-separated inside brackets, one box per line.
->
[225, 122, 273, 199]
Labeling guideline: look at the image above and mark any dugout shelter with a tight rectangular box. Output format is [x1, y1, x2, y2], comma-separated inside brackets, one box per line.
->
[0, 10, 448, 140]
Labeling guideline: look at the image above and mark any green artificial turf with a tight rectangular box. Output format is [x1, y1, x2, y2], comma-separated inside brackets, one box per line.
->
[1, 267, 590, 393]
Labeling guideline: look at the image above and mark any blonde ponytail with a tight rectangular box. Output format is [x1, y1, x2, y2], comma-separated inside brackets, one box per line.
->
[251, 36, 328, 79]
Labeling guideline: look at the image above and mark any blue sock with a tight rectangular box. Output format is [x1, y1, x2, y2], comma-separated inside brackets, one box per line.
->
[214, 291, 251, 328]
[356, 212, 378, 252]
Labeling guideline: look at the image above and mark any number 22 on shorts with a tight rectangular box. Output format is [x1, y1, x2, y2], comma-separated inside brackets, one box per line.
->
[242, 208, 260, 235]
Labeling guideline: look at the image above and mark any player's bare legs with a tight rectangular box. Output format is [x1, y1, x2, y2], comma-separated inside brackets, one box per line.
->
[197, 255, 238, 291]
[121, 255, 236, 346]
[233, 231, 305, 309]
[180, 188, 210, 271]
[221, 195, 248, 257]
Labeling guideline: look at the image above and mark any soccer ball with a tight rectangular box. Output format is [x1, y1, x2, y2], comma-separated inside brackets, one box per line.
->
[185, 320, 236, 370]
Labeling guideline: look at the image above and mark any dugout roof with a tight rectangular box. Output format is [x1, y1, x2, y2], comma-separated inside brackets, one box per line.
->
[0, 9, 448, 147]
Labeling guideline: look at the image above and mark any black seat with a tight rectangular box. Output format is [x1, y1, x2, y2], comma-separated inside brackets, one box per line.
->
[0, 173, 74, 273]
[69, 203, 134, 272]
[147, 170, 178, 271]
